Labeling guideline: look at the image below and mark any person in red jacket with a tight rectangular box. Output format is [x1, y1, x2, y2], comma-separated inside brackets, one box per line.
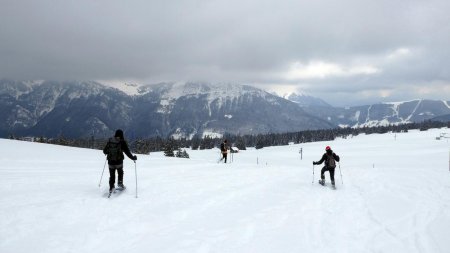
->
[103, 129, 137, 193]
[313, 146, 340, 187]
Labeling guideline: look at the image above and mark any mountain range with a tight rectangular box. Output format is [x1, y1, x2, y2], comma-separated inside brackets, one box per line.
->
[0, 79, 449, 139]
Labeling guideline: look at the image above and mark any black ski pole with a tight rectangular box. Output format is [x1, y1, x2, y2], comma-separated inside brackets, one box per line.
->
[338, 162, 343, 185]
[134, 160, 138, 198]
[312, 164, 315, 184]
[98, 158, 107, 187]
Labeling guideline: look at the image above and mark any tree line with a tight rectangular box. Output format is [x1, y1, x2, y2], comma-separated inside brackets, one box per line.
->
[8, 120, 450, 155]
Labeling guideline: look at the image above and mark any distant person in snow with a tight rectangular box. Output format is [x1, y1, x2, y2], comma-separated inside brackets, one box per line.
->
[219, 139, 229, 163]
[103, 129, 137, 193]
[313, 146, 340, 187]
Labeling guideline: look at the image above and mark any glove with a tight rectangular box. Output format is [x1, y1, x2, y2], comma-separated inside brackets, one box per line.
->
[313, 161, 317, 165]
[132, 155, 137, 161]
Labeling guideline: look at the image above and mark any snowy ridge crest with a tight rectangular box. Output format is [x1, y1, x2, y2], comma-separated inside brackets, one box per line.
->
[143, 82, 272, 114]
[140, 82, 268, 101]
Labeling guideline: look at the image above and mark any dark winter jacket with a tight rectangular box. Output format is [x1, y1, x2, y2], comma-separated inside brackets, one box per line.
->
[220, 142, 228, 153]
[315, 150, 340, 168]
[103, 137, 135, 165]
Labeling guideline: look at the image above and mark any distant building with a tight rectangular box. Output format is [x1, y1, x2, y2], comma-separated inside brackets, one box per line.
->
[230, 147, 239, 153]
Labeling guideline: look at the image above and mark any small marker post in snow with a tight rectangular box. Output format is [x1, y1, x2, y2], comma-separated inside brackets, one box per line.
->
[134, 161, 138, 198]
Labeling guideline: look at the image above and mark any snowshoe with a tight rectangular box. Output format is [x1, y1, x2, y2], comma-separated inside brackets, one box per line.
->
[116, 184, 126, 191]
[331, 181, 336, 190]
[107, 187, 115, 198]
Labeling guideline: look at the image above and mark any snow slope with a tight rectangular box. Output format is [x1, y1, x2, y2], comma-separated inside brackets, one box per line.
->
[1, 128, 450, 253]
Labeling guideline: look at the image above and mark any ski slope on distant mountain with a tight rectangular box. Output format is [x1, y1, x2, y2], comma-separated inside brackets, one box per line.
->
[1, 128, 450, 253]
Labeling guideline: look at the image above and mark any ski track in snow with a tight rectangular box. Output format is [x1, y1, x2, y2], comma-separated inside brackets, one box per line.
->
[443, 100, 450, 110]
[406, 100, 422, 121]
[1, 128, 450, 253]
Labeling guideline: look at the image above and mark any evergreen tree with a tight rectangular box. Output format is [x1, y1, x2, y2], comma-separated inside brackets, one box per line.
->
[164, 140, 176, 157]
[176, 149, 190, 158]
[235, 136, 246, 150]
[255, 136, 264, 149]
[191, 136, 200, 150]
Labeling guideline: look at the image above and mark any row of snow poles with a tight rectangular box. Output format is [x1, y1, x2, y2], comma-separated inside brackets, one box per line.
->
[98, 159, 138, 198]
[312, 163, 344, 185]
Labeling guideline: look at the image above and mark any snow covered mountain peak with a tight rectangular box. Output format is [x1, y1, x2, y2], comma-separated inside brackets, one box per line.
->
[284, 91, 309, 98]
[138, 82, 269, 101]
[287, 92, 331, 107]
[97, 81, 143, 96]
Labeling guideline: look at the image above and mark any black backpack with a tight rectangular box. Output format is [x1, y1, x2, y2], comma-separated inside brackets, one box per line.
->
[106, 138, 123, 162]
[327, 154, 336, 168]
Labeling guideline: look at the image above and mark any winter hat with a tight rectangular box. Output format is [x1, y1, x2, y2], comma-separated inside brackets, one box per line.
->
[325, 146, 331, 151]
[114, 129, 124, 139]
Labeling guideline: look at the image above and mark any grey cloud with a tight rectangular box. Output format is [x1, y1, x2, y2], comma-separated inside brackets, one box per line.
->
[0, 0, 449, 106]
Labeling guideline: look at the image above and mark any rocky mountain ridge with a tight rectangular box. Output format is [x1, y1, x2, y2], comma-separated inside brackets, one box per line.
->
[1, 80, 448, 139]
[0, 80, 333, 138]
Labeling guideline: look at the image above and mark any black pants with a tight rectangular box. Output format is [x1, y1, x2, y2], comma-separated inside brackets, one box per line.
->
[109, 164, 124, 189]
[220, 152, 227, 163]
[321, 166, 335, 184]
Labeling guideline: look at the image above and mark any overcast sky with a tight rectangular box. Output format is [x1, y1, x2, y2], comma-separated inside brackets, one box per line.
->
[1, 0, 449, 106]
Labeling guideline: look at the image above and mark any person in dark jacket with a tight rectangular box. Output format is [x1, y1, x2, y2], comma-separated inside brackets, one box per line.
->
[219, 139, 229, 163]
[103, 129, 137, 193]
[313, 146, 340, 187]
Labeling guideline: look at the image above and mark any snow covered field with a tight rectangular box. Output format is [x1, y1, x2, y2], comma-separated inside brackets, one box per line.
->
[1, 128, 450, 253]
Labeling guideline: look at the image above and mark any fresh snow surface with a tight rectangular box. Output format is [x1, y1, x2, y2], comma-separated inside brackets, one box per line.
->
[1, 128, 450, 253]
